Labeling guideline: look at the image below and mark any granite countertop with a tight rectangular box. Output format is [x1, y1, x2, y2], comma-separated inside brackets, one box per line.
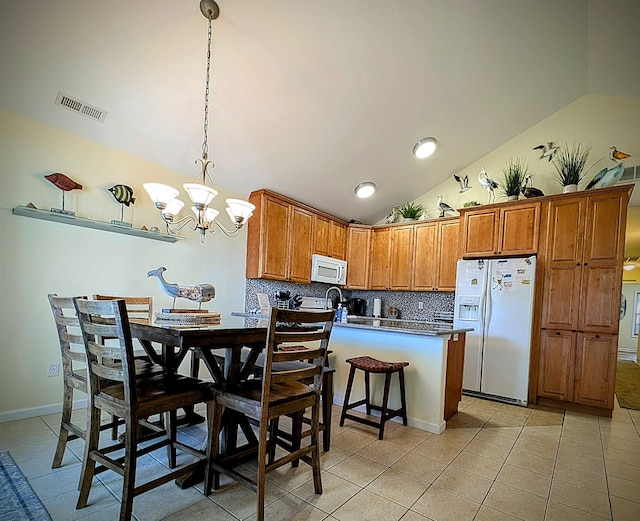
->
[334, 316, 473, 337]
[230, 312, 472, 337]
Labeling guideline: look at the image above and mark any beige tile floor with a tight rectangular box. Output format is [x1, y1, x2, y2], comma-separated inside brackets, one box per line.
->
[1, 396, 640, 521]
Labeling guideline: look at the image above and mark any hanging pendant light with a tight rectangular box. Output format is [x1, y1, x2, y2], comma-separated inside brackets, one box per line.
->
[144, 0, 254, 242]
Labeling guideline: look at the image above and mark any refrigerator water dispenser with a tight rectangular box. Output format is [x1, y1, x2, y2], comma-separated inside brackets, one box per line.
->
[456, 297, 481, 320]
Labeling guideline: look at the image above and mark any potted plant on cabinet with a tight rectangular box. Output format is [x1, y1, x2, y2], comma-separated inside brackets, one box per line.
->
[500, 157, 529, 201]
[397, 201, 424, 221]
[553, 142, 591, 193]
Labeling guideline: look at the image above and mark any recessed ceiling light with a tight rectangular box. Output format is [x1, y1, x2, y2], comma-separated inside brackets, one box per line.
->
[413, 137, 437, 159]
[354, 181, 376, 198]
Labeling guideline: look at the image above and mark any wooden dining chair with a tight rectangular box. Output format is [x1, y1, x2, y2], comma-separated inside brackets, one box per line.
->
[73, 298, 215, 521]
[48, 294, 124, 469]
[93, 294, 153, 323]
[205, 307, 335, 521]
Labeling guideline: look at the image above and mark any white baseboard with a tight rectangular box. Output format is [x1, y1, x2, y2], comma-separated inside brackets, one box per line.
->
[0, 399, 87, 424]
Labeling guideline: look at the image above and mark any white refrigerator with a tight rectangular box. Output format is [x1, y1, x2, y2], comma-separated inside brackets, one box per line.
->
[453, 256, 536, 405]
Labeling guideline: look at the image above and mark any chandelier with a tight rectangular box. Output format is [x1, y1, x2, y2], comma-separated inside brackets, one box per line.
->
[144, 0, 254, 243]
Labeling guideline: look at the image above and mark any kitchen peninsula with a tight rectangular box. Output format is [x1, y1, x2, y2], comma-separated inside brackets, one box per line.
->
[331, 317, 472, 433]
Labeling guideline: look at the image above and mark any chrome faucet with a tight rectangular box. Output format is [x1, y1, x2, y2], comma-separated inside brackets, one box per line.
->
[324, 286, 343, 310]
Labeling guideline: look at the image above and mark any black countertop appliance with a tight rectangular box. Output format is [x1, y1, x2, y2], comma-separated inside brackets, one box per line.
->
[347, 298, 367, 316]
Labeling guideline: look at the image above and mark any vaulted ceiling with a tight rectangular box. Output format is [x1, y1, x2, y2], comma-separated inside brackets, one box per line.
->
[1, 0, 639, 224]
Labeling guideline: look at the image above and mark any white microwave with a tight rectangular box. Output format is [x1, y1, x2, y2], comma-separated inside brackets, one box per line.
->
[311, 254, 347, 285]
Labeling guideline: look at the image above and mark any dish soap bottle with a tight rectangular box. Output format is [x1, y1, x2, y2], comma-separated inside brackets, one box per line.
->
[341, 306, 348, 323]
[336, 303, 343, 322]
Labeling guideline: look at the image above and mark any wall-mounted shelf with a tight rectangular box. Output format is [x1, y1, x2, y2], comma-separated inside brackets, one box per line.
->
[12, 205, 181, 243]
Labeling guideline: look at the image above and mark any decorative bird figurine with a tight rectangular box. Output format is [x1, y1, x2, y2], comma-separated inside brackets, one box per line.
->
[478, 168, 498, 203]
[384, 206, 399, 224]
[109, 185, 135, 206]
[609, 145, 631, 162]
[520, 175, 544, 198]
[532, 142, 559, 162]
[45, 172, 83, 215]
[585, 146, 632, 190]
[453, 174, 471, 193]
[437, 195, 456, 218]
[147, 267, 215, 308]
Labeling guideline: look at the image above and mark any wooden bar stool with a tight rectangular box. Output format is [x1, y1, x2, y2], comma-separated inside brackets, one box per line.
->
[339, 356, 409, 440]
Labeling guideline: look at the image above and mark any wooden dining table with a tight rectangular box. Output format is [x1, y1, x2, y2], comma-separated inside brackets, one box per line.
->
[129, 314, 268, 486]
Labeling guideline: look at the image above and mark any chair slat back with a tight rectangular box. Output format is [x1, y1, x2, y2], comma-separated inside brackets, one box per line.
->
[74, 298, 137, 405]
[260, 307, 335, 412]
[94, 294, 153, 324]
[48, 294, 87, 368]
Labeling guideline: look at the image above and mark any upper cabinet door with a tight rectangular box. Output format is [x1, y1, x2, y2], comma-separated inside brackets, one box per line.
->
[345, 226, 371, 289]
[390, 225, 414, 290]
[412, 222, 438, 291]
[545, 197, 585, 264]
[583, 191, 626, 264]
[287, 206, 314, 283]
[313, 215, 330, 256]
[328, 220, 347, 260]
[369, 227, 391, 290]
[437, 219, 460, 290]
[260, 196, 291, 280]
[498, 203, 540, 255]
[461, 210, 498, 257]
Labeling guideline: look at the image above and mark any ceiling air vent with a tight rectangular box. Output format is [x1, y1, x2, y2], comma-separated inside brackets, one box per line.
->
[618, 164, 640, 184]
[54, 91, 108, 123]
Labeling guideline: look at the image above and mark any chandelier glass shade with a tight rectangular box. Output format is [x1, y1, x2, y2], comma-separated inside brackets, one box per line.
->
[143, 0, 254, 242]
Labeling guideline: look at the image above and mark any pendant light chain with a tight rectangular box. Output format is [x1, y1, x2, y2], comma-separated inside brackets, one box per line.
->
[202, 17, 213, 163]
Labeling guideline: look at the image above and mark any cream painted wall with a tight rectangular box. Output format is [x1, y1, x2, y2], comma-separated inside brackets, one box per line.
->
[0, 109, 249, 420]
[412, 95, 640, 217]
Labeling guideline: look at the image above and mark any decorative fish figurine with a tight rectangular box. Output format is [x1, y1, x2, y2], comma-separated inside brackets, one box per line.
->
[147, 267, 215, 306]
[109, 184, 135, 206]
[45, 173, 83, 191]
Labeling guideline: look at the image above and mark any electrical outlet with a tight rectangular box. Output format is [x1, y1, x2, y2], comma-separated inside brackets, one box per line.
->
[418, 302, 424, 310]
[47, 363, 60, 377]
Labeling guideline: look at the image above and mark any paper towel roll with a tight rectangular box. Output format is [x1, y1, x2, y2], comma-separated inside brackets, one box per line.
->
[373, 298, 382, 318]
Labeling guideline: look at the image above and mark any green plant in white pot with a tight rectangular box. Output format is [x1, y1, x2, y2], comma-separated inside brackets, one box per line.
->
[553, 142, 591, 193]
[501, 157, 529, 201]
[397, 201, 424, 221]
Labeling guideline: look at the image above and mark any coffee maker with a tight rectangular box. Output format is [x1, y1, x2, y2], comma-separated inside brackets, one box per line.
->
[347, 298, 367, 316]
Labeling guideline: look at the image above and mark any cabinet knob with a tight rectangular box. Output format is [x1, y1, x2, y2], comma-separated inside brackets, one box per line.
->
[576, 262, 580, 266]
[595, 334, 600, 339]
[584, 262, 588, 266]
[556, 331, 561, 335]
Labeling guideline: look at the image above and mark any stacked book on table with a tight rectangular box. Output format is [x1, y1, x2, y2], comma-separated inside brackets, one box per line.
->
[154, 309, 221, 325]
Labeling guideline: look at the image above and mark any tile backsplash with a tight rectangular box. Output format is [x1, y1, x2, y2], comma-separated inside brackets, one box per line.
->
[244, 279, 454, 321]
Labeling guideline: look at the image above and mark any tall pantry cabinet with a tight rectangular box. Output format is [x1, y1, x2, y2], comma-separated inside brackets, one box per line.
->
[536, 185, 631, 413]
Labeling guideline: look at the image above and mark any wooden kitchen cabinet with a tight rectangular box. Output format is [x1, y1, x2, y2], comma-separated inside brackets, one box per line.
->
[541, 190, 627, 333]
[537, 329, 576, 402]
[369, 227, 391, 290]
[573, 333, 618, 409]
[314, 215, 346, 260]
[368, 224, 414, 290]
[536, 185, 632, 415]
[460, 201, 540, 258]
[328, 220, 347, 260]
[412, 218, 459, 291]
[313, 215, 330, 256]
[537, 330, 617, 409]
[390, 225, 414, 290]
[345, 225, 371, 289]
[245, 190, 313, 282]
